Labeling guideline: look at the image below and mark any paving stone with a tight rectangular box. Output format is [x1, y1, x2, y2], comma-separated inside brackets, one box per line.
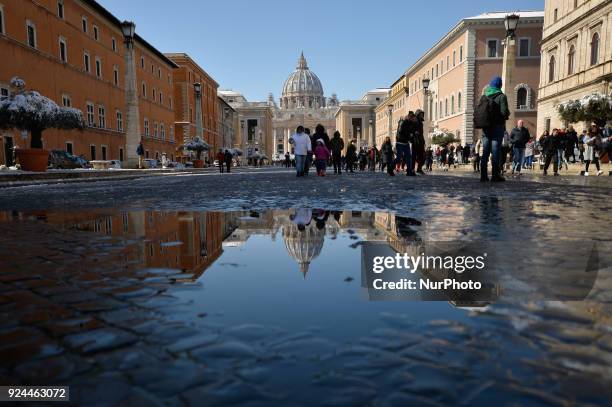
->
[64, 327, 137, 354]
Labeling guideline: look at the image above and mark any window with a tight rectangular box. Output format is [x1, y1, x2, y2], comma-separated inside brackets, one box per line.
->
[517, 88, 528, 109]
[159, 91, 163, 104]
[140, 56, 145, 69]
[545, 118, 551, 132]
[451, 95, 455, 114]
[567, 45, 575, 75]
[62, 94, 71, 107]
[152, 88, 156, 101]
[553, 8, 558, 22]
[459, 45, 463, 62]
[116, 110, 123, 131]
[119, 148, 124, 162]
[86, 103, 94, 126]
[160, 123, 165, 140]
[518, 38, 530, 57]
[0, 87, 8, 100]
[113, 66, 119, 86]
[111, 37, 116, 52]
[445, 98, 448, 116]
[446, 56, 450, 70]
[59, 37, 67, 62]
[101, 145, 107, 160]
[57, 0, 64, 19]
[145, 150, 149, 158]
[144, 118, 149, 137]
[82, 16, 87, 33]
[574, 0, 578, 8]
[153, 122, 158, 138]
[66, 142, 73, 155]
[458, 92, 462, 111]
[169, 98, 172, 109]
[98, 106, 105, 128]
[151, 64, 154, 74]
[95, 57, 101, 78]
[170, 126, 174, 142]
[158, 68, 161, 79]
[26, 21, 36, 48]
[487, 39, 498, 57]
[0, 5, 4, 34]
[548, 55, 556, 83]
[591, 32, 600, 66]
[141, 82, 146, 98]
[90, 145, 96, 160]
[93, 25, 99, 41]
[436, 64, 439, 77]
[84, 52, 90, 73]
[453, 50, 456, 66]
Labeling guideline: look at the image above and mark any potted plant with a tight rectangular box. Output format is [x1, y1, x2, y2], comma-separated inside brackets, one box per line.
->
[558, 93, 612, 128]
[183, 136, 210, 168]
[0, 77, 84, 172]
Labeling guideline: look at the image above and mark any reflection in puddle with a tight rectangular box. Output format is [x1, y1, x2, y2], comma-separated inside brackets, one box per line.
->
[0, 209, 611, 405]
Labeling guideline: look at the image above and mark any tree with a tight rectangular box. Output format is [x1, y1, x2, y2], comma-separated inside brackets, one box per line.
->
[183, 136, 210, 160]
[0, 77, 84, 149]
[431, 130, 459, 146]
[558, 93, 612, 127]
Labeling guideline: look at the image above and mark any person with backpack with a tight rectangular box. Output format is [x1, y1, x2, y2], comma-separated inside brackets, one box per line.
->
[381, 137, 394, 176]
[330, 131, 344, 174]
[136, 139, 145, 169]
[474, 76, 510, 182]
[396, 112, 416, 176]
[313, 139, 331, 176]
[412, 110, 426, 174]
[289, 125, 311, 177]
[510, 120, 530, 175]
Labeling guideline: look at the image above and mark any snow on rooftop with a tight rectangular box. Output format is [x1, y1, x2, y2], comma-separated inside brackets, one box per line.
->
[466, 10, 544, 20]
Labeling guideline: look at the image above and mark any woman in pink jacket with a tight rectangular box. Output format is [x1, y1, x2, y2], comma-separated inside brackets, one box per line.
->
[313, 139, 331, 176]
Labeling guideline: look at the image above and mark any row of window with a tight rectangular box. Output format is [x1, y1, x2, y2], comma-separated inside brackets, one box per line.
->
[432, 92, 463, 120]
[486, 37, 532, 59]
[142, 118, 173, 141]
[547, 32, 600, 83]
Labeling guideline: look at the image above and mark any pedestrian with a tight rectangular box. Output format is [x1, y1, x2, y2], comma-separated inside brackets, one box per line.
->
[501, 131, 511, 174]
[524, 136, 535, 170]
[358, 148, 367, 171]
[556, 129, 569, 171]
[224, 149, 233, 173]
[290, 125, 312, 177]
[216, 149, 225, 173]
[424, 146, 433, 172]
[583, 124, 604, 176]
[396, 112, 416, 176]
[440, 145, 449, 171]
[566, 125, 578, 163]
[474, 76, 510, 182]
[381, 136, 395, 176]
[304, 128, 313, 176]
[330, 131, 344, 174]
[313, 139, 331, 176]
[540, 129, 559, 176]
[312, 124, 330, 149]
[346, 140, 357, 173]
[510, 119, 530, 175]
[463, 144, 471, 164]
[284, 152, 291, 168]
[473, 138, 482, 173]
[136, 139, 145, 169]
[412, 110, 426, 174]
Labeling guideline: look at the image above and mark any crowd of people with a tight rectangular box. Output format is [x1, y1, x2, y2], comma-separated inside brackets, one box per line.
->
[281, 75, 610, 181]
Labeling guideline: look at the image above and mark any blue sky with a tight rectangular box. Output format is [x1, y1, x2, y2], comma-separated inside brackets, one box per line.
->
[99, 0, 543, 101]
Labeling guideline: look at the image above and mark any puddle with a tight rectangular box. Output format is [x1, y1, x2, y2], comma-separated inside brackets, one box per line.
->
[0, 209, 611, 405]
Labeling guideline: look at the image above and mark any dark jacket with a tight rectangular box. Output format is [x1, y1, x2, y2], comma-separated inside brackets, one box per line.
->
[397, 119, 416, 144]
[330, 136, 344, 155]
[136, 144, 144, 156]
[565, 130, 578, 153]
[510, 127, 530, 148]
[485, 88, 510, 126]
[312, 132, 330, 149]
[539, 134, 559, 153]
[346, 144, 357, 160]
[381, 142, 393, 163]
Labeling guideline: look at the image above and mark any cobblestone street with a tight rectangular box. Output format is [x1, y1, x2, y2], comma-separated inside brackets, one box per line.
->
[0, 168, 611, 405]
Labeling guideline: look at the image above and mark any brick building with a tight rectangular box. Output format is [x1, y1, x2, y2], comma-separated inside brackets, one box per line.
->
[0, 0, 179, 166]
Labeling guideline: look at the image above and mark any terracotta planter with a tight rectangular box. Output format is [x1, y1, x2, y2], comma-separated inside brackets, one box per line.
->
[16, 149, 49, 172]
[192, 159, 204, 168]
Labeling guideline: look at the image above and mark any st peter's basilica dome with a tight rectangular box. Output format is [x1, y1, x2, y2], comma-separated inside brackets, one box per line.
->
[281, 52, 325, 110]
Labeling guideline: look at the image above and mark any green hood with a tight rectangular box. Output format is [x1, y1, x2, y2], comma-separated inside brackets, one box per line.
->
[485, 86, 502, 97]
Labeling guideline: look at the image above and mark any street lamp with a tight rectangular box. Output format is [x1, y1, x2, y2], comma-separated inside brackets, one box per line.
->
[422, 77, 430, 91]
[504, 13, 520, 39]
[194, 82, 202, 96]
[121, 21, 136, 43]
[422, 77, 432, 146]
[369, 118, 375, 147]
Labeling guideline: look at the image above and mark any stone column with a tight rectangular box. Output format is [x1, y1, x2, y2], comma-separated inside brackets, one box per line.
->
[123, 25, 141, 168]
[502, 36, 516, 129]
[423, 90, 431, 147]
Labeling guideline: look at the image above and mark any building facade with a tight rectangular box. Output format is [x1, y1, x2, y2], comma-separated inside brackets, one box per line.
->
[166, 53, 219, 161]
[0, 0, 178, 166]
[537, 0, 612, 134]
[374, 75, 408, 147]
[377, 11, 543, 146]
[217, 96, 236, 152]
[335, 88, 390, 150]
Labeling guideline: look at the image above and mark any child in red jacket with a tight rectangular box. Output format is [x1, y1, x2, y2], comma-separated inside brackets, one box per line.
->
[313, 139, 331, 176]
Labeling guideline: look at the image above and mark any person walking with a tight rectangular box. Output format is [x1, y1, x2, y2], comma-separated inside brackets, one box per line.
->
[473, 138, 482, 173]
[475, 76, 510, 182]
[566, 125, 578, 163]
[330, 131, 344, 174]
[381, 136, 395, 176]
[346, 140, 357, 173]
[396, 112, 416, 176]
[224, 149, 233, 173]
[412, 110, 426, 174]
[290, 126, 312, 177]
[216, 149, 225, 173]
[556, 129, 569, 171]
[424, 146, 433, 172]
[284, 152, 291, 168]
[313, 139, 331, 176]
[583, 124, 604, 176]
[540, 130, 559, 176]
[510, 119, 530, 175]
[136, 140, 145, 169]
[524, 136, 535, 170]
[312, 124, 330, 148]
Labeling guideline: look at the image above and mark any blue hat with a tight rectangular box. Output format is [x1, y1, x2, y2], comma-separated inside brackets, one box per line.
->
[490, 76, 502, 89]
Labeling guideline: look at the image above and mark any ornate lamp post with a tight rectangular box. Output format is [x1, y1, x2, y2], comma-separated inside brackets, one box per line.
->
[193, 82, 205, 161]
[387, 104, 394, 142]
[502, 13, 520, 128]
[121, 21, 140, 168]
[422, 77, 431, 146]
